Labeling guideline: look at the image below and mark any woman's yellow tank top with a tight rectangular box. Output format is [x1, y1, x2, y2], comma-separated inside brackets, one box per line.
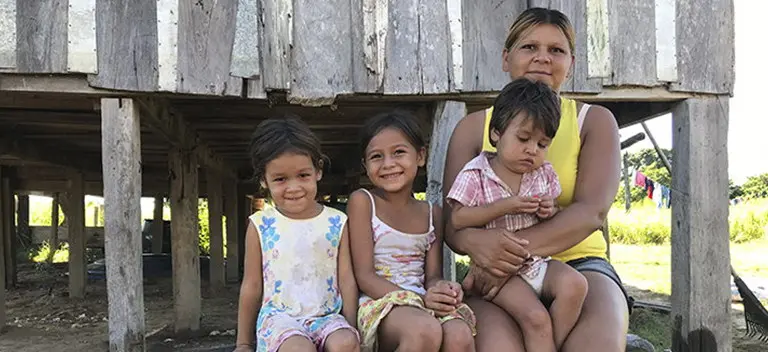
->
[481, 97, 607, 262]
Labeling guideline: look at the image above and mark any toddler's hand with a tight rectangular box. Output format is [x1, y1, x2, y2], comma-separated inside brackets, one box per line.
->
[425, 280, 461, 317]
[535, 195, 558, 219]
[504, 195, 540, 214]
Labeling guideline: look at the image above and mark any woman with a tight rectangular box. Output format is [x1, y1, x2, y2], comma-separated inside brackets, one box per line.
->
[442, 7, 632, 352]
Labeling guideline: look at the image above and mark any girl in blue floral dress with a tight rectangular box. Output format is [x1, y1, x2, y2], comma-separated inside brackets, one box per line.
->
[234, 116, 360, 352]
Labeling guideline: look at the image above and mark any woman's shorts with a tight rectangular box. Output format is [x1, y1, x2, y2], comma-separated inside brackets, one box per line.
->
[566, 256, 635, 313]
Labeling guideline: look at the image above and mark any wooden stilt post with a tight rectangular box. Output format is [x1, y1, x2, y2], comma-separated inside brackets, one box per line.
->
[151, 196, 164, 254]
[68, 170, 86, 298]
[671, 97, 731, 352]
[426, 101, 466, 282]
[0, 167, 6, 332]
[101, 98, 146, 351]
[18, 194, 30, 245]
[48, 192, 60, 263]
[170, 147, 201, 333]
[1, 171, 16, 287]
[236, 190, 248, 281]
[224, 180, 239, 283]
[206, 169, 225, 291]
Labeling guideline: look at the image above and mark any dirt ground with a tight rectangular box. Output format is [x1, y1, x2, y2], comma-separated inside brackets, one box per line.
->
[626, 286, 767, 352]
[1, 263, 239, 352]
[2, 264, 766, 351]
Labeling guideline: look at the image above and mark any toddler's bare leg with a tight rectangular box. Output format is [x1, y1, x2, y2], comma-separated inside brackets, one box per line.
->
[492, 276, 556, 352]
[540, 260, 588, 349]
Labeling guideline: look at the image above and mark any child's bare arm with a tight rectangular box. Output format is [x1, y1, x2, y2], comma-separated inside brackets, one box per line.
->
[450, 196, 540, 230]
[337, 223, 358, 328]
[235, 222, 264, 349]
[348, 190, 408, 299]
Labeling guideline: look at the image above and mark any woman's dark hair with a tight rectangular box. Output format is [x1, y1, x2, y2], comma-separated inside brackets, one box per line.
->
[489, 78, 561, 147]
[248, 115, 327, 182]
[359, 110, 426, 155]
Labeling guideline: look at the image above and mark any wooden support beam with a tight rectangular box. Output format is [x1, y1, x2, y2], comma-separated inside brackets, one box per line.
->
[151, 196, 164, 254]
[671, 96, 731, 352]
[169, 147, 201, 333]
[136, 98, 237, 180]
[0, 166, 6, 332]
[426, 101, 466, 282]
[101, 98, 146, 351]
[224, 179, 239, 283]
[67, 170, 86, 299]
[2, 172, 16, 287]
[1, 131, 101, 174]
[206, 169, 225, 291]
[48, 193, 60, 263]
[17, 194, 30, 245]
[237, 190, 249, 281]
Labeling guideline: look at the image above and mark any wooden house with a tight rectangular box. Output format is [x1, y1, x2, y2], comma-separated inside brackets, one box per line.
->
[0, 1, 734, 351]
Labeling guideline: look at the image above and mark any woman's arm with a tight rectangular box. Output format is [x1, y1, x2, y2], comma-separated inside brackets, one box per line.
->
[347, 190, 408, 299]
[235, 222, 264, 348]
[442, 111, 530, 277]
[515, 105, 621, 255]
[337, 223, 358, 327]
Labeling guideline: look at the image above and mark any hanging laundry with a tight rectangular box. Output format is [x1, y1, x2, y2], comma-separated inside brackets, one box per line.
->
[644, 178, 655, 199]
[661, 185, 671, 208]
[635, 171, 647, 188]
[653, 182, 663, 207]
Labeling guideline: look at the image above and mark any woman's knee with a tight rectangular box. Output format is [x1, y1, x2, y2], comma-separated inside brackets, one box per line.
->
[467, 297, 525, 352]
[324, 329, 360, 352]
[441, 320, 475, 352]
[561, 271, 628, 352]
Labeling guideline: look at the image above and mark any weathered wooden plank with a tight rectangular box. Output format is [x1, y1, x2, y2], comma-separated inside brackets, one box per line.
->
[447, 0, 463, 91]
[206, 169, 225, 290]
[0, 0, 14, 69]
[586, 0, 611, 78]
[350, 0, 375, 92]
[90, 0, 158, 91]
[419, 0, 450, 94]
[100, 98, 146, 351]
[177, 0, 241, 96]
[67, 0, 98, 74]
[260, 0, 293, 90]
[606, 0, 656, 86]
[169, 147, 201, 333]
[533, 0, 601, 93]
[246, 78, 266, 99]
[231, 0, 260, 78]
[152, 196, 164, 254]
[670, 0, 733, 94]
[426, 101, 466, 282]
[671, 96, 731, 352]
[462, 0, 526, 92]
[654, 0, 677, 82]
[67, 170, 86, 299]
[16, 0, 68, 73]
[383, 1, 421, 94]
[224, 180, 239, 283]
[288, 0, 353, 105]
[0, 166, 5, 330]
[157, 0, 178, 92]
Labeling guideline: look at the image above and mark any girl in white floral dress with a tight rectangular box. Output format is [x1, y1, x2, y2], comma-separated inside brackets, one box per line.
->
[348, 111, 477, 352]
[234, 116, 360, 352]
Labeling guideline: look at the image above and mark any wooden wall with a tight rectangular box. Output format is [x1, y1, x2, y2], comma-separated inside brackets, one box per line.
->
[0, 0, 734, 101]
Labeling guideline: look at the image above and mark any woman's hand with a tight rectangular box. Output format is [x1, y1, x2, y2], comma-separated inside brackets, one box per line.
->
[462, 263, 512, 300]
[424, 280, 462, 317]
[466, 228, 530, 277]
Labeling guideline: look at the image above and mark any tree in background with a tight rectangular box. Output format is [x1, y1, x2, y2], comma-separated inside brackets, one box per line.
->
[729, 179, 744, 200]
[741, 173, 768, 198]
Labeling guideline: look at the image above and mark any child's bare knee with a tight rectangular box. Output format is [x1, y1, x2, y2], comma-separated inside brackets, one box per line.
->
[401, 317, 443, 351]
[324, 329, 360, 352]
[518, 305, 552, 332]
[560, 270, 588, 304]
[441, 320, 474, 352]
